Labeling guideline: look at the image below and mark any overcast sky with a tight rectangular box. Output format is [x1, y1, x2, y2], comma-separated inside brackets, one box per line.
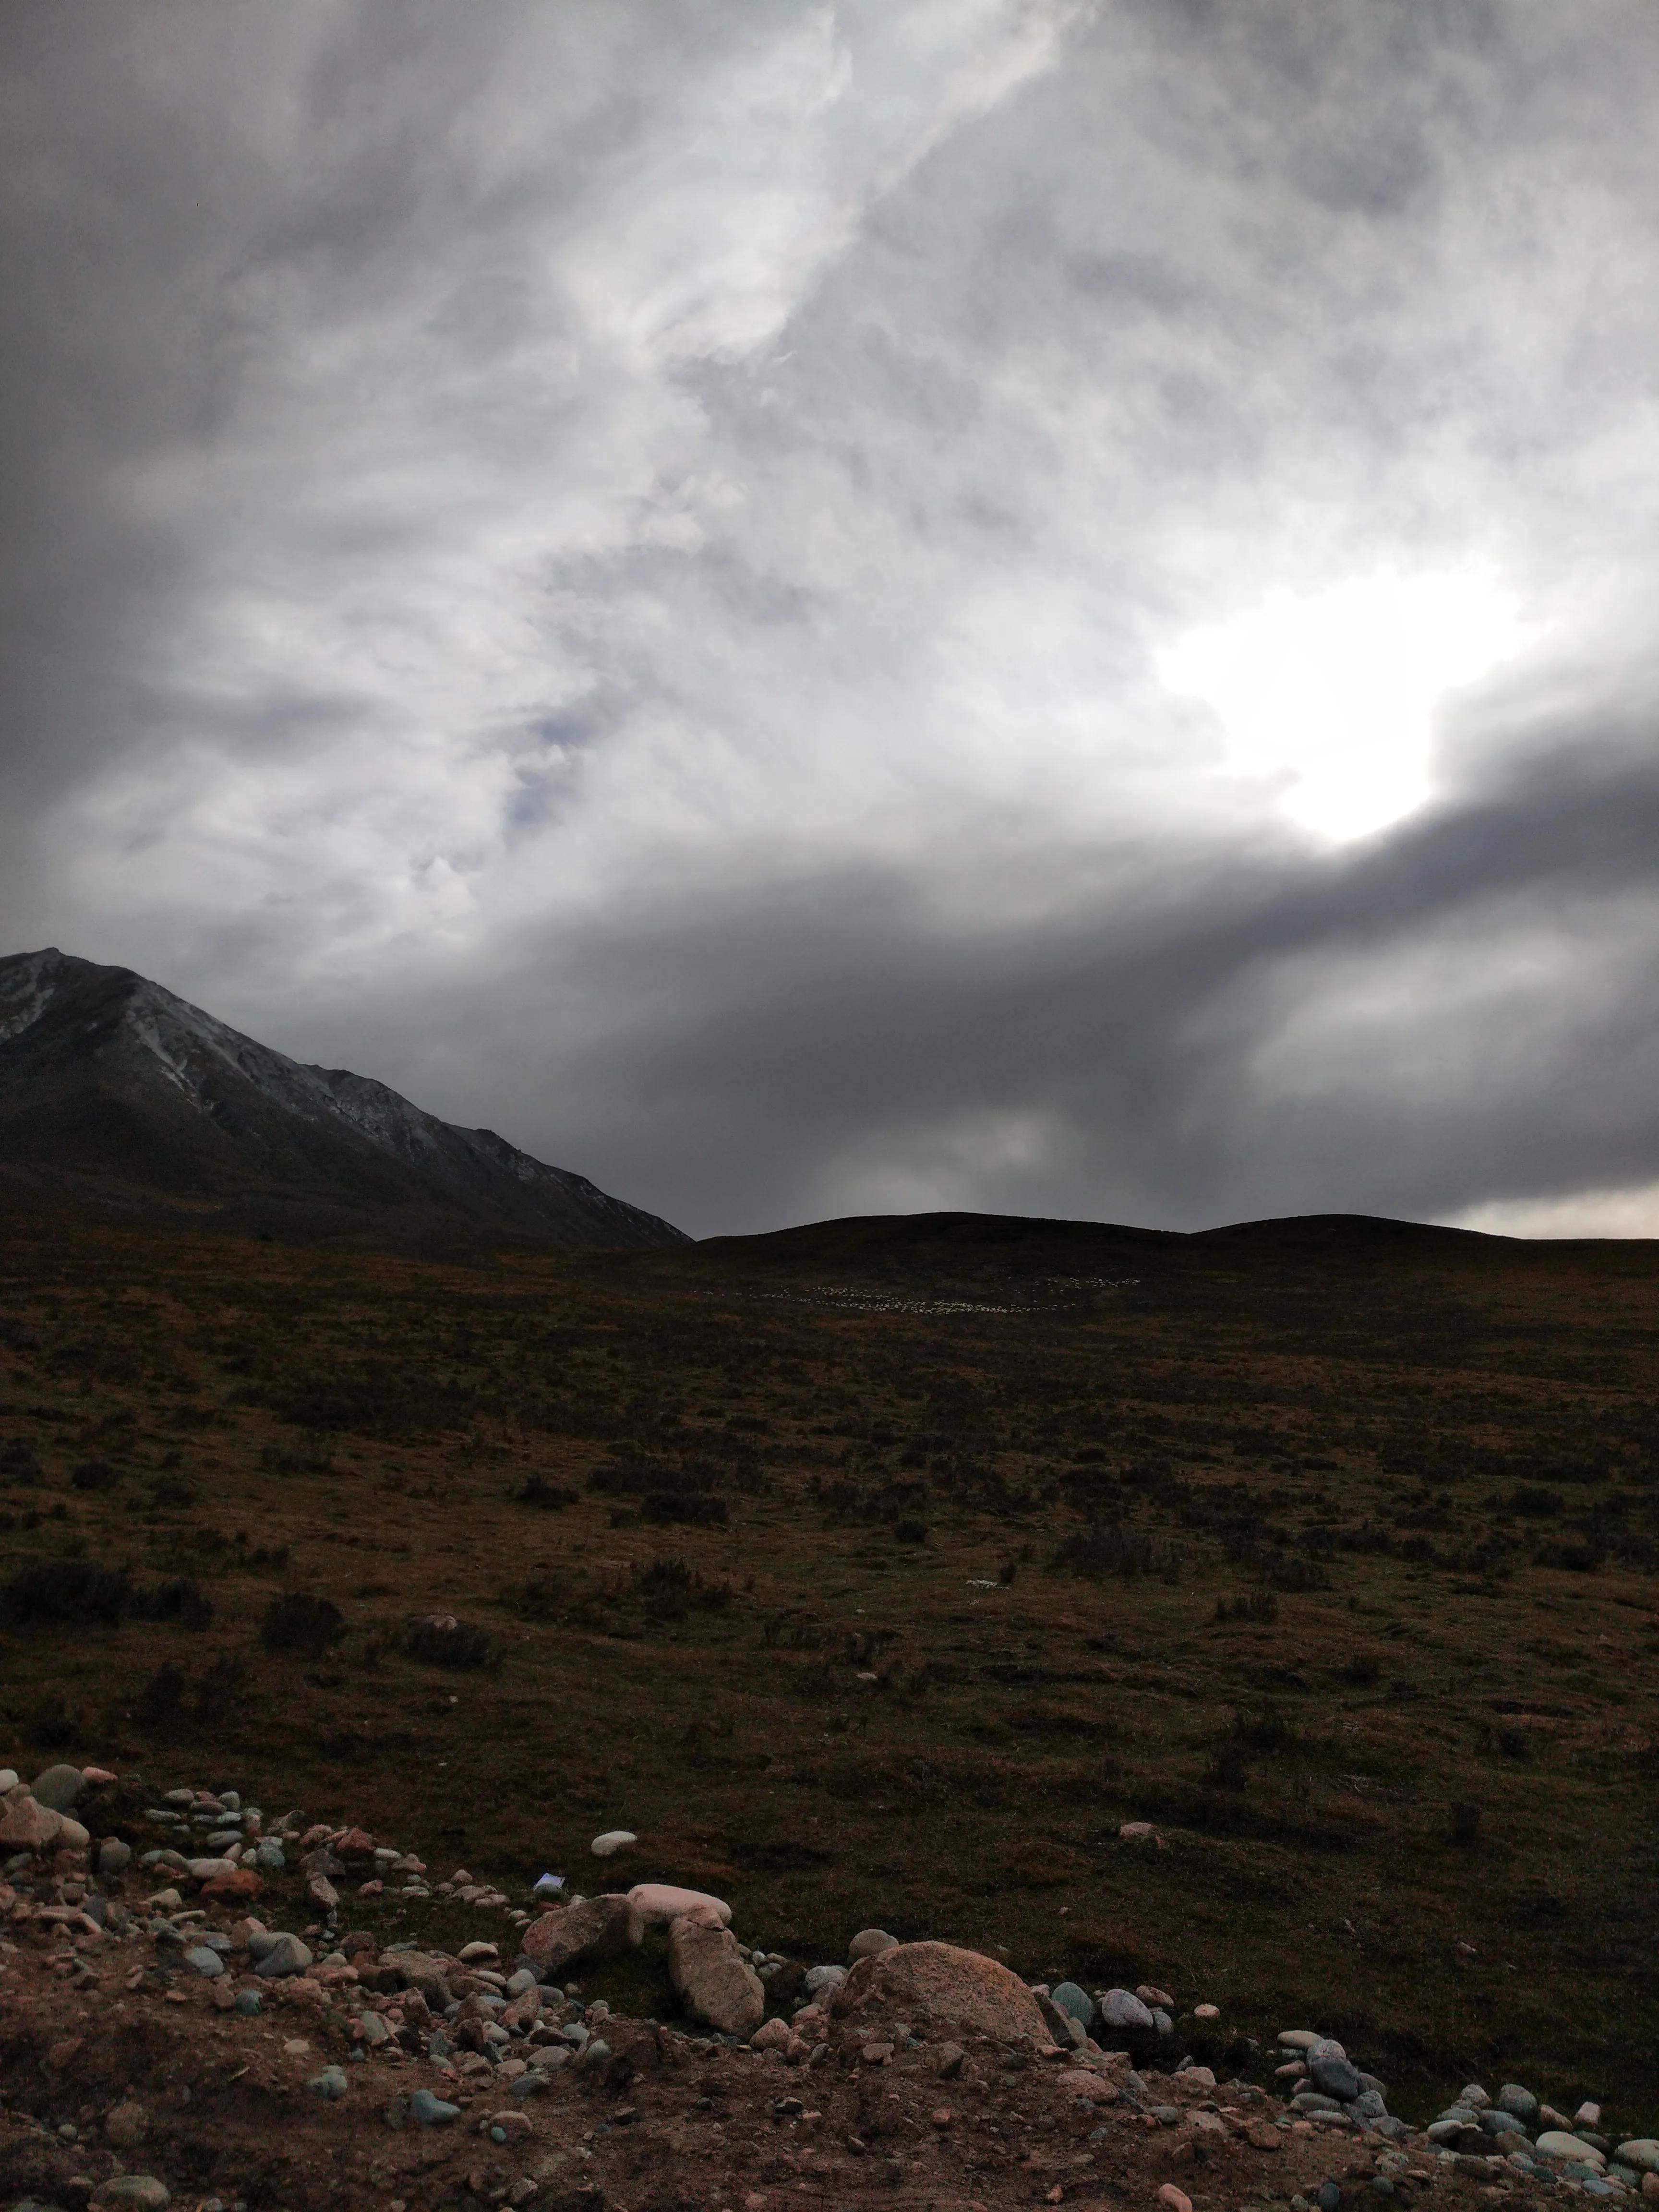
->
[4, 0, 1659, 1238]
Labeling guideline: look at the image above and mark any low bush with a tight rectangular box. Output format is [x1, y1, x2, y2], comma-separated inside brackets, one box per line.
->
[260, 1590, 346, 1656]
[0, 1556, 132, 1627]
[132, 1575, 214, 1628]
[1050, 1521, 1185, 1582]
[405, 1612, 496, 1668]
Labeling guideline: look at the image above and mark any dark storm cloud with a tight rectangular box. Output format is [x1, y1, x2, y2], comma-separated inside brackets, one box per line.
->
[2, 0, 1657, 1236]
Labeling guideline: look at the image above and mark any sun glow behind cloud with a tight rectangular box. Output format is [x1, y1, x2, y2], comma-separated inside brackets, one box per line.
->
[1156, 572, 1521, 842]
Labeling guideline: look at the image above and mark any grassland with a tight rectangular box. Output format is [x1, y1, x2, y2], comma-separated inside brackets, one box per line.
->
[1, 1200, 1656, 2122]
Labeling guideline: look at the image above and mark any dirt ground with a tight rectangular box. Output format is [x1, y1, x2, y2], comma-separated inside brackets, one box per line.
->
[0, 1845, 1534, 2212]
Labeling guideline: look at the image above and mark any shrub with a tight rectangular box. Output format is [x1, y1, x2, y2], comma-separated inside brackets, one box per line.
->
[1050, 1521, 1185, 1582]
[893, 1518, 929, 1545]
[405, 1612, 496, 1668]
[71, 1459, 120, 1491]
[0, 1556, 132, 1627]
[1450, 1800, 1482, 1845]
[515, 1475, 577, 1508]
[132, 1576, 214, 1629]
[1202, 1741, 1251, 1791]
[192, 1651, 249, 1719]
[137, 1663, 186, 1725]
[1231, 1704, 1299, 1752]
[260, 1590, 346, 1656]
[1214, 1589, 1278, 1623]
[632, 1556, 732, 1621]
[641, 1490, 728, 1526]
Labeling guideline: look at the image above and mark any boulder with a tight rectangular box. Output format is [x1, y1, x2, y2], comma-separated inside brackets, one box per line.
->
[1101, 1987, 1156, 2031]
[1617, 2145, 1659, 2177]
[31, 1763, 88, 1814]
[848, 1927, 898, 1963]
[628, 1882, 732, 1928]
[1310, 2052, 1363, 2102]
[1535, 2133, 1606, 2169]
[253, 1933, 313, 1979]
[832, 1940, 1049, 2047]
[1499, 2086, 1540, 2123]
[520, 1893, 643, 1974]
[202, 1867, 264, 1904]
[1049, 1980, 1095, 2027]
[374, 1949, 453, 2007]
[590, 1829, 637, 1858]
[0, 1791, 60, 1851]
[98, 1837, 132, 1877]
[669, 1907, 765, 2039]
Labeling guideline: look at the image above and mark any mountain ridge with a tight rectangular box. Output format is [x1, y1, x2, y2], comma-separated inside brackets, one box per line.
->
[0, 947, 687, 1249]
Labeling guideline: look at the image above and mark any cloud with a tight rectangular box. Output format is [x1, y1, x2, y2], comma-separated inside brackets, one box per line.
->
[2, 0, 1658, 1234]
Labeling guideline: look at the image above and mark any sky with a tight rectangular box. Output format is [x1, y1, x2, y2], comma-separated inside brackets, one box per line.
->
[3, 0, 1658, 1240]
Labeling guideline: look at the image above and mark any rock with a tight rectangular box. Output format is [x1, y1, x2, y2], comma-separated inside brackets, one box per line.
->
[1482, 2111, 1528, 2139]
[1500, 2086, 1540, 2123]
[1158, 2188, 1193, 2212]
[1049, 1981, 1095, 2028]
[98, 1836, 132, 1876]
[376, 1948, 453, 2007]
[589, 1830, 637, 1858]
[457, 1941, 500, 1963]
[804, 1964, 845, 1996]
[309, 1874, 340, 1911]
[1100, 1988, 1155, 2031]
[937, 2042, 965, 2078]
[628, 1882, 732, 1928]
[832, 1940, 1048, 2047]
[848, 1927, 898, 1963]
[94, 2181, 170, 2211]
[104, 2102, 148, 2151]
[752, 2018, 793, 2053]
[1536, 2133, 1607, 2169]
[310, 2065, 349, 2100]
[202, 1867, 264, 1904]
[1136, 1985, 1175, 2008]
[357, 2012, 394, 2048]
[1617, 2146, 1659, 2177]
[31, 1763, 87, 1813]
[1279, 2030, 1322, 2050]
[1311, 2054, 1363, 2102]
[1460, 2084, 1491, 2110]
[0, 1791, 65, 1851]
[252, 1841, 287, 1873]
[184, 1946, 226, 1978]
[1578, 2106, 1604, 2130]
[1194, 2002, 1220, 2021]
[235, 1990, 262, 2016]
[254, 1933, 314, 1979]
[670, 1908, 765, 2039]
[1178, 2066, 1217, 2090]
[520, 1894, 642, 1974]
[1352, 2091, 1388, 2120]
[1319, 2186, 1341, 2212]
[0, 1769, 16, 1792]
[409, 2088, 460, 2125]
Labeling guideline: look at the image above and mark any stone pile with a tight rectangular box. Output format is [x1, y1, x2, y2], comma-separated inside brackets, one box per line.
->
[5, 1753, 1659, 2204]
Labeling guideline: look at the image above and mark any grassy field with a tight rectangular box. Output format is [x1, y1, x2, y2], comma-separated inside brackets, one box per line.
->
[1, 1200, 1656, 2124]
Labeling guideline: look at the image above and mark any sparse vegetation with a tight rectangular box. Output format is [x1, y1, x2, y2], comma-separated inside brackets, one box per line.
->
[0, 1203, 1655, 2115]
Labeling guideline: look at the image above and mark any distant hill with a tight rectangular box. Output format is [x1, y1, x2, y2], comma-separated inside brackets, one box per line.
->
[0, 947, 687, 1250]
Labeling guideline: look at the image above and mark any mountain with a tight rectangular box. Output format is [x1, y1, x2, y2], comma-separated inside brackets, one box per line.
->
[0, 948, 687, 1249]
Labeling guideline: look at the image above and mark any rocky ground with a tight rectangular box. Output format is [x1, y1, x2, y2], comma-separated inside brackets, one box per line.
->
[4, 1762, 1658, 2212]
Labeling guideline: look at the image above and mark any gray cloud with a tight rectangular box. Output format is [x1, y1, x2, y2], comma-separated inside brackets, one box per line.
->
[2, 0, 1658, 1235]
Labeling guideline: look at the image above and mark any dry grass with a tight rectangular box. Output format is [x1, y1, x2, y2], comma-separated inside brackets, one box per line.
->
[1, 1200, 1657, 2120]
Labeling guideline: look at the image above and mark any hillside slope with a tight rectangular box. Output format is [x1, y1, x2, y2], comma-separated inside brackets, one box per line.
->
[0, 947, 686, 1248]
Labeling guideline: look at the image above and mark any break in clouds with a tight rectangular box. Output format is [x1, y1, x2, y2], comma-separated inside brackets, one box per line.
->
[3, 0, 1658, 1238]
